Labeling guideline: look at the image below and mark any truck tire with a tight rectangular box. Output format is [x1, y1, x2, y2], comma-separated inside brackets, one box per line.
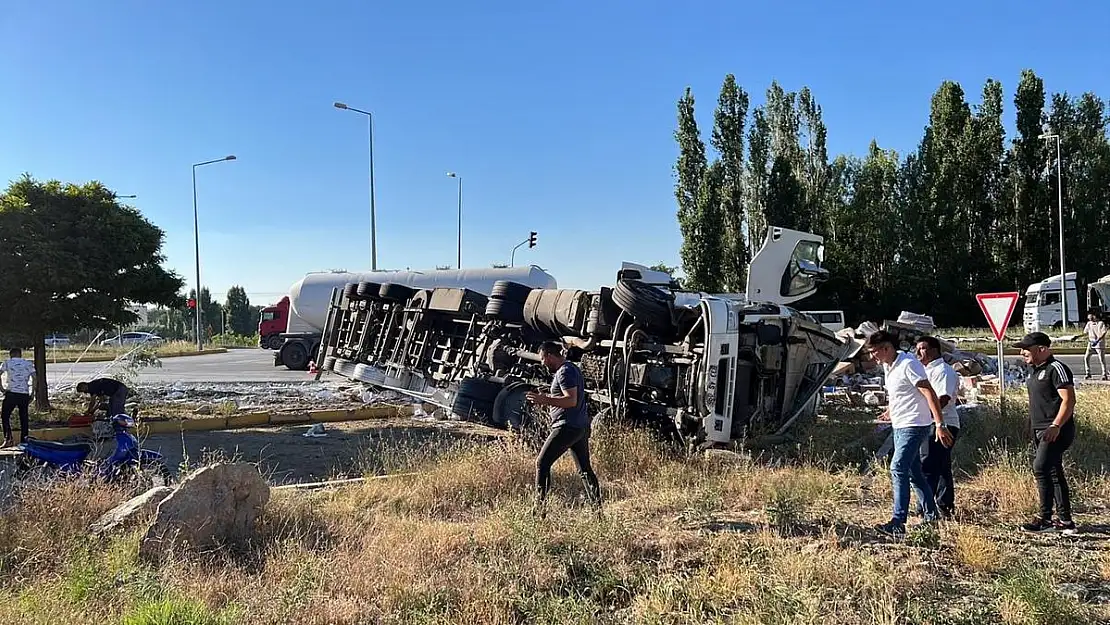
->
[491, 382, 537, 430]
[490, 280, 533, 303]
[323, 356, 337, 371]
[379, 283, 417, 303]
[342, 283, 359, 301]
[280, 342, 310, 370]
[612, 279, 675, 336]
[485, 297, 526, 322]
[451, 378, 503, 423]
[356, 281, 383, 299]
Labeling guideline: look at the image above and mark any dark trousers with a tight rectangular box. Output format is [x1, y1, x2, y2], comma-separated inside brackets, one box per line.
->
[921, 425, 959, 516]
[1032, 422, 1075, 522]
[535, 426, 600, 506]
[1, 392, 31, 441]
[107, 386, 129, 416]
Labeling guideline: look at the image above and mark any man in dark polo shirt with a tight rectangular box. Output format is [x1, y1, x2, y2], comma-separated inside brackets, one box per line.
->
[76, 377, 130, 417]
[525, 341, 602, 517]
[1013, 332, 1078, 534]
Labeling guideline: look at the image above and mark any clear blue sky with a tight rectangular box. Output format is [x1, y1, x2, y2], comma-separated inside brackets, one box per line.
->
[3, 0, 1107, 306]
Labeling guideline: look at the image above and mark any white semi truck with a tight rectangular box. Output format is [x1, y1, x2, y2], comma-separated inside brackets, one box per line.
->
[314, 226, 852, 448]
[272, 266, 558, 370]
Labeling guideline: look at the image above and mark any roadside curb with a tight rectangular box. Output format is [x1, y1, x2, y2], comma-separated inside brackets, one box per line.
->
[21, 404, 417, 442]
[44, 348, 228, 364]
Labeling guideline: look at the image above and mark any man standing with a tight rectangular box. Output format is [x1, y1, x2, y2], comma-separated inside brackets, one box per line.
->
[866, 331, 953, 536]
[1013, 332, 1078, 534]
[76, 377, 130, 417]
[1083, 312, 1107, 380]
[915, 336, 961, 519]
[0, 348, 35, 446]
[525, 341, 602, 517]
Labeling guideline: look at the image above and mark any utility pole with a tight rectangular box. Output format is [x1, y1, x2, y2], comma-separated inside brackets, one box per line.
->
[447, 172, 463, 268]
[1039, 130, 1067, 328]
[334, 102, 378, 270]
[192, 155, 237, 351]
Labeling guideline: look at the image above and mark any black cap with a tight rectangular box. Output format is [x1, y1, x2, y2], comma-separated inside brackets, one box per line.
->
[1012, 331, 1052, 349]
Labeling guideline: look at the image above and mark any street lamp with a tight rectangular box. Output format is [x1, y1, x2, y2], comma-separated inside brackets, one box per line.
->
[334, 101, 378, 271]
[192, 154, 236, 351]
[117, 194, 137, 199]
[446, 172, 462, 268]
[1039, 129, 1067, 329]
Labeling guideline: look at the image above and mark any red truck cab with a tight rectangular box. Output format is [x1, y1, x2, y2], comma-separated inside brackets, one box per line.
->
[258, 296, 290, 350]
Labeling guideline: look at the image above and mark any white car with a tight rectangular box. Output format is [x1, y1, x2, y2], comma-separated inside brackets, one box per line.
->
[44, 333, 71, 347]
[101, 332, 163, 347]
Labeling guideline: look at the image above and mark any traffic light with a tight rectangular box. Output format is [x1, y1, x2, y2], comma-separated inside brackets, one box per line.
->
[187, 298, 197, 309]
[528, 231, 537, 248]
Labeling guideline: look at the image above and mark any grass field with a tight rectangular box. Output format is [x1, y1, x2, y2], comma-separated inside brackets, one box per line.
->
[1, 390, 1108, 624]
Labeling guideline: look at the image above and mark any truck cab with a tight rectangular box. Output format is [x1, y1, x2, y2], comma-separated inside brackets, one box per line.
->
[1023, 272, 1079, 332]
[258, 296, 290, 350]
[1088, 274, 1110, 321]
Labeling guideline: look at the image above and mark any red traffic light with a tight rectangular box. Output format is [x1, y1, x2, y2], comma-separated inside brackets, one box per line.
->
[187, 298, 196, 309]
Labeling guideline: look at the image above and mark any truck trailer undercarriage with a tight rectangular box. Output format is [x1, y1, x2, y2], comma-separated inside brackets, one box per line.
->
[316, 227, 852, 447]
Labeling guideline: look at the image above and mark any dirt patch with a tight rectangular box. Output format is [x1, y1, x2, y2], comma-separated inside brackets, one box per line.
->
[136, 417, 509, 485]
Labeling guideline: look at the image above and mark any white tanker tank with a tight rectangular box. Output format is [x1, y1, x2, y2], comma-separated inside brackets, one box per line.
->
[275, 265, 558, 369]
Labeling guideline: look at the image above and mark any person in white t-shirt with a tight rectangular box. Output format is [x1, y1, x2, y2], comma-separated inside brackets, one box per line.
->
[866, 331, 953, 537]
[1083, 312, 1107, 380]
[0, 348, 36, 446]
[914, 336, 961, 518]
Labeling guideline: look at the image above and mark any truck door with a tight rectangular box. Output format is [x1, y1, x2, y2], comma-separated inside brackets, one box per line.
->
[745, 226, 829, 306]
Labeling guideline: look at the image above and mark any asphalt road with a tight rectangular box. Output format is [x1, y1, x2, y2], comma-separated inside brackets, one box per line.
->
[43, 348, 312, 387]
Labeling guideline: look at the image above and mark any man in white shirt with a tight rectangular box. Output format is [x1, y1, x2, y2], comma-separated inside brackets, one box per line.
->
[1083, 312, 1107, 380]
[0, 348, 36, 446]
[915, 336, 961, 519]
[866, 331, 953, 536]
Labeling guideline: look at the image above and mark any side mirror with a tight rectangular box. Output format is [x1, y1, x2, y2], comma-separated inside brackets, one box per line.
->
[817, 244, 825, 263]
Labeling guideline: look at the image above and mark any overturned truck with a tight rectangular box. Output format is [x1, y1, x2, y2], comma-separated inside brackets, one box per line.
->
[316, 226, 852, 448]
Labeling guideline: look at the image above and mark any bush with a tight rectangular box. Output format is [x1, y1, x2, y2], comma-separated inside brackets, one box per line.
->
[209, 333, 259, 348]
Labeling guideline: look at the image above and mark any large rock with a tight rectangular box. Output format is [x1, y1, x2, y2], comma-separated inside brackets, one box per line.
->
[139, 463, 269, 561]
[91, 486, 173, 536]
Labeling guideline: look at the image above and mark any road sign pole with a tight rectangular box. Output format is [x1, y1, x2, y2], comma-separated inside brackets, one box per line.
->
[997, 338, 1005, 418]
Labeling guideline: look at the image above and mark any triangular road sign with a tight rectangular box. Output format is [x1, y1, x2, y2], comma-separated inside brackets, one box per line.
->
[976, 292, 1020, 342]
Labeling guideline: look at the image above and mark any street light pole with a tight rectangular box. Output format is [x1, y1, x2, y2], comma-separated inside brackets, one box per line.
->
[192, 155, 237, 351]
[1039, 131, 1067, 328]
[334, 102, 378, 271]
[447, 172, 462, 268]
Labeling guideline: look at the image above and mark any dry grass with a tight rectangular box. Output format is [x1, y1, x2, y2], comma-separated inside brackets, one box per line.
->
[2, 389, 1110, 624]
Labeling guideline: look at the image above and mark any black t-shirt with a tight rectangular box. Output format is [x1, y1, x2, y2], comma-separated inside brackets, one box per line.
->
[1026, 356, 1074, 430]
[86, 377, 124, 396]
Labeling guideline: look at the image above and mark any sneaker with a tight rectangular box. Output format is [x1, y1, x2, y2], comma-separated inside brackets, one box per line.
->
[1054, 520, 1078, 536]
[1084, 373, 1092, 380]
[1021, 517, 1055, 532]
[875, 520, 906, 537]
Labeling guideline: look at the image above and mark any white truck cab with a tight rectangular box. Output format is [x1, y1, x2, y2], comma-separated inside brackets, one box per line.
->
[1023, 272, 1079, 332]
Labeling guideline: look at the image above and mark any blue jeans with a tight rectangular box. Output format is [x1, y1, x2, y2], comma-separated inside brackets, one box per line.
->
[891, 425, 938, 523]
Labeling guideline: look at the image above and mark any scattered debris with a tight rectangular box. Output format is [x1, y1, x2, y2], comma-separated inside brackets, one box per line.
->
[303, 423, 327, 438]
[139, 463, 270, 561]
[91, 486, 173, 536]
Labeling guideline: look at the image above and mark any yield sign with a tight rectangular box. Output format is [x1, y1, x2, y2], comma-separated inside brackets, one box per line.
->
[976, 292, 1020, 342]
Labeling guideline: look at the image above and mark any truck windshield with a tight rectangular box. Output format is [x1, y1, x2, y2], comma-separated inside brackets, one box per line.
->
[262, 311, 276, 322]
[1026, 293, 1038, 305]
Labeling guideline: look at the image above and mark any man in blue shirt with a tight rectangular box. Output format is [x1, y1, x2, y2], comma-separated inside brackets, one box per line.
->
[526, 341, 601, 517]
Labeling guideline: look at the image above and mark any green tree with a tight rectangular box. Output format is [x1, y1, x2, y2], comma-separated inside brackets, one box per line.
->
[224, 285, 253, 335]
[187, 287, 222, 338]
[1008, 70, 1049, 291]
[675, 87, 709, 284]
[687, 163, 727, 292]
[0, 176, 182, 408]
[765, 157, 804, 231]
[745, 107, 772, 246]
[711, 74, 750, 291]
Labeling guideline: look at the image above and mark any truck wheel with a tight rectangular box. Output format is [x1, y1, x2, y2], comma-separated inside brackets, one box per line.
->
[491, 383, 538, 430]
[485, 297, 526, 322]
[342, 283, 359, 301]
[451, 378, 503, 423]
[323, 356, 337, 371]
[613, 279, 675, 336]
[280, 342, 309, 370]
[379, 283, 417, 303]
[491, 280, 533, 302]
[357, 281, 383, 299]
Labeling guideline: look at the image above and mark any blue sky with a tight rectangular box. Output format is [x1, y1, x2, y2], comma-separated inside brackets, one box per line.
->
[3, 0, 1108, 307]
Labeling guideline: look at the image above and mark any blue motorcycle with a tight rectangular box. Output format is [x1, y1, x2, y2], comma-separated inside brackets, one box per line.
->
[14, 414, 173, 487]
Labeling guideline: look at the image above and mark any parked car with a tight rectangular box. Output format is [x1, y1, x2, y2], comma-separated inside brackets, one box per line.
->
[44, 333, 71, 347]
[101, 332, 163, 347]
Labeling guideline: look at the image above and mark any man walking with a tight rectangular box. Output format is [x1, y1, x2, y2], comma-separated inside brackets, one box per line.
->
[76, 377, 130, 417]
[1083, 312, 1107, 380]
[915, 336, 961, 518]
[1013, 332, 1078, 534]
[0, 348, 35, 446]
[525, 341, 602, 517]
[866, 331, 953, 536]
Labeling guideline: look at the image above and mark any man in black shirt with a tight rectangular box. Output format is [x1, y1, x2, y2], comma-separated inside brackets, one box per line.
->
[76, 377, 130, 417]
[1013, 332, 1077, 534]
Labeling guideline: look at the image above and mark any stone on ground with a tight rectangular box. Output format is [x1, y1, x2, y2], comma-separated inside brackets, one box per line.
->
[91, 486, 173, 536]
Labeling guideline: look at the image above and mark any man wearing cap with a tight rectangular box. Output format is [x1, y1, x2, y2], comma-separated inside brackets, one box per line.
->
[865, 330, 954, 537]
[1013, 331, 1078, 534]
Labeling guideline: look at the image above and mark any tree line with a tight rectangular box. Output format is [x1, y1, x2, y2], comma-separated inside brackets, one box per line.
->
[674, 70, 1110, 327]
[145, 286, 263, 341]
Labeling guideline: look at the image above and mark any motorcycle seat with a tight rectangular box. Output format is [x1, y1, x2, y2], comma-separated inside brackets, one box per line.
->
[22, 438, 93, 454]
